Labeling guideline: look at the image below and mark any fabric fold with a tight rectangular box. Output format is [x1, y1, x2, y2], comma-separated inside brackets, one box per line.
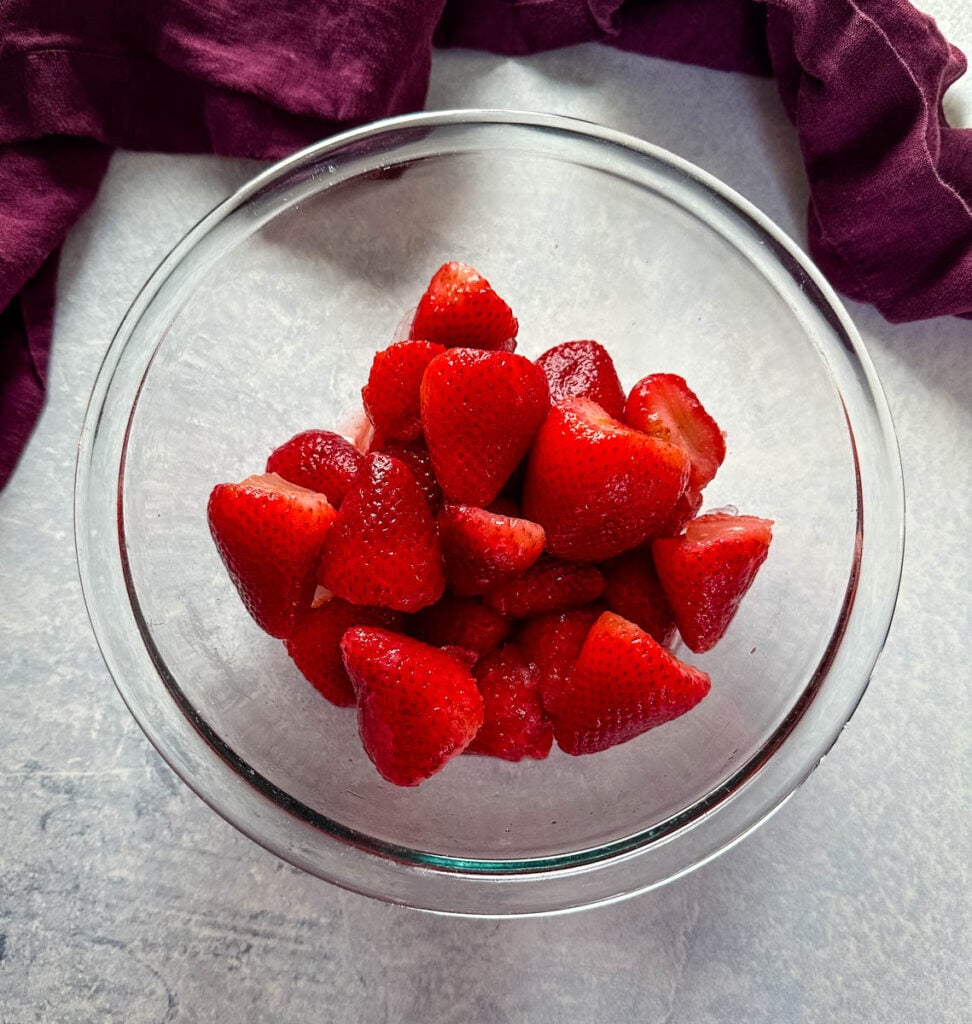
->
[762, 0, 971, 321]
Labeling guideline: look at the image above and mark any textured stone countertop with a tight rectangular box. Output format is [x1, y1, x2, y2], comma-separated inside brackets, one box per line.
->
[2, 8, 969, 1022]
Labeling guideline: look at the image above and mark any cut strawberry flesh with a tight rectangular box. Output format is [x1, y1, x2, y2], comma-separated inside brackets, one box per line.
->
[625, 374, 726, 492]
[652, 512, 773, 653]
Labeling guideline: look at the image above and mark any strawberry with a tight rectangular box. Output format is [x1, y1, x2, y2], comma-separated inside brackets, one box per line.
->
[544, 611, 711, 755]
[602, 550, 676, 647]
[410, 261, 518, 352]
[483, 558, 605, 618]
[340, 627, 484, 786]
[362, 340, 446, 443]
[284, 599, 402, 706]
[652, 512, 773, 653]
[265, 429, 363, 507]
[208, 473, 336, 639]
[421, 348, 550, 506]
[318, 452, 445, 612]
[375, 441, 444, 514]
[655, 485, 704, 540]
[437, 503, 546, 595]
[516, 607, 600, 702]
[625, 374, 726, 492]
[441, 645, 480, 670]
[465, 645, 553, 761]
[410, 594, 511, 657]
[522, 397, 688, 561]
[535, 340, 625, 420]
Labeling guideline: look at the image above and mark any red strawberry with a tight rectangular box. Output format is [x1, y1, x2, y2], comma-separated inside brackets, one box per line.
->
[465, 645, 553, 761]
[483, 558, 605, 618]
[266, 430, 363, 507]
[208, 473, 336, 639]
[535, 340, 625, 420]
[341, 627, 484, 786]
[655, 485, 704, 540]
[410, 594, 511, 657]
[284, 599, 402, 706]
[441, 645, 480, 670]
[318, 453, 445, 612]
[362, 340, 447, 443]
[376, 441, 444, 514]
[516, 607, 600, 702]
[652, 512, 773, 653]
[625, 374, 726, 492]
[410, 261, 518, 352]
[437, 503, 545, 595]
[421, 348, 550, 506]
[523, 397, 688, 561]
[602, 550, 676, 647]
[544, 611, 711, 755]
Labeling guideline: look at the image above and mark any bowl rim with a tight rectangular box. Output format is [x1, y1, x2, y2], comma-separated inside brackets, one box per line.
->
[75, 108, 905, 916]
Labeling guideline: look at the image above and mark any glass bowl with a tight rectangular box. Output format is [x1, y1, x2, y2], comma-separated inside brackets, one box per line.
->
[75, 110, 904, 917]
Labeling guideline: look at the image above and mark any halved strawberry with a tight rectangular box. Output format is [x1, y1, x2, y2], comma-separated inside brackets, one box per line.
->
[341, 627, 484, 786]
[465, 645, 553, 762]
[266, 430, 363, 507]
[362, 340, 446, 443]
[543, 612, 711, 755]
[522, 398, 689, 561]
[535, 340, 625, 420]
[410, 261, 518, 352]
[285, 599, 402, 706]
[516, 607, 601, 703]
[437, 503, 545, 595]
[376, 441, 444, 514]
[318, 453, 445, 612]
[602, 550, 676, 647]
[421, 348, 550, 506]
[208, 473, 336, 639]
[625, 374, 726, 492]
[483, 558, 605, 618]
[652, 512, 773, 653]
[410, 594, 511, 657]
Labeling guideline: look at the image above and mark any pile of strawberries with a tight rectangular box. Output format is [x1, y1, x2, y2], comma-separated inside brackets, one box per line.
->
[208, 262, 773, 787]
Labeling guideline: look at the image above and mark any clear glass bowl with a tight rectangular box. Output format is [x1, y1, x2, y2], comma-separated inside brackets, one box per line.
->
[75, 110, 904, 916]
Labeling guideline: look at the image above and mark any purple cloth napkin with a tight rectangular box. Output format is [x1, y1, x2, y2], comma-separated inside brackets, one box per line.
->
[1, 0, 969, 488]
